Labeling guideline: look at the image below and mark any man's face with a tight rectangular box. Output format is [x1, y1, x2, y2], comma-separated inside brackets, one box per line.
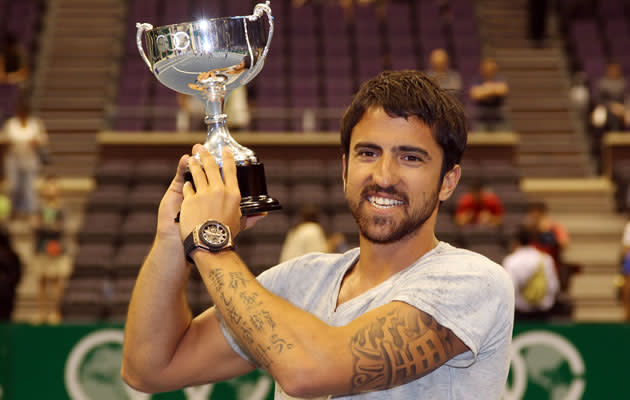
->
[343, 107, 457, 244]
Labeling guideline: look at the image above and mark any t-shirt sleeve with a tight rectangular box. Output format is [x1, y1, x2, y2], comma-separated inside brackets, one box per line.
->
[392, 253, 513, 368]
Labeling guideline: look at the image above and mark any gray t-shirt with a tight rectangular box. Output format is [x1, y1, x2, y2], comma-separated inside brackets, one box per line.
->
[221, 241, 514, 399]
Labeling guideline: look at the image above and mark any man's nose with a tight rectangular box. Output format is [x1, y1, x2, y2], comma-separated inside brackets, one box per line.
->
[372, 154, 399, 187]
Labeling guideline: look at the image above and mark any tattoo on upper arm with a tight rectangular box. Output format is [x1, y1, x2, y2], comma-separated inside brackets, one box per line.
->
[349, 307, 460, 393]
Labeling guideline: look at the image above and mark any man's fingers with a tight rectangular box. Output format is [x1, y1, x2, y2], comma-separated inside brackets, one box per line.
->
[173, 154, 189, 186]
[221, 147, 239, 190]
[188, 155, 208, 191]
[241, 213, 267, 231]
[197, 146, 223, 187]
[182, 181, 195, 198]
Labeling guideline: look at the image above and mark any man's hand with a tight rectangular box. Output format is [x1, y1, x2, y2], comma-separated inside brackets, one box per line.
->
[179, 145, 243, 242]
[156, 154, 190, 240]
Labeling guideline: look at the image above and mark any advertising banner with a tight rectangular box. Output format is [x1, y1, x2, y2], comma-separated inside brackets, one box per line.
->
[1, 322, 629, 399]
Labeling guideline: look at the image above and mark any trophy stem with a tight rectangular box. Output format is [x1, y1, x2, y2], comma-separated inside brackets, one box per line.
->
[196, 76, 256, 165]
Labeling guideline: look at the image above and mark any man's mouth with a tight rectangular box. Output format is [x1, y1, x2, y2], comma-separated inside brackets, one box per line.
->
[367, 196, 404, 209]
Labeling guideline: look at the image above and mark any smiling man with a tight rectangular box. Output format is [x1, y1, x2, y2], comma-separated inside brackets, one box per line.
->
[122, 71, 515, 399]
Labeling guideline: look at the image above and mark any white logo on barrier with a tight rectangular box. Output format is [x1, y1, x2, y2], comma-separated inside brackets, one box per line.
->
[64, 328, 271, 400]
[505, 331, 585, 400]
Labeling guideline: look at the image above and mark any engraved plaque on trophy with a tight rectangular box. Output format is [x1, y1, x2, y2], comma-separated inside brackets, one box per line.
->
[137, 1, 281, 215]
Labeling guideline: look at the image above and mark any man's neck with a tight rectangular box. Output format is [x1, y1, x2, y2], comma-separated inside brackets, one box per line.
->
[356, 228, 438, 286]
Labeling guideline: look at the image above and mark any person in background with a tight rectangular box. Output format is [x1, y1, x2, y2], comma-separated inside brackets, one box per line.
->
[469, 58, 510, 132]
[33, 175, 67, 324]
[279, 205, 329, 263]
[425, 48, 462, 94]
[2, 98, 48, 221]
[621, 220, 630, 321]
[503, 226, 559, 320]
[591, 62, 628, 132]
[0, 33, 29, 86]
[454, 181, 505, 227]
[0, 226, 22, 320]
[528, 0, 548, 47]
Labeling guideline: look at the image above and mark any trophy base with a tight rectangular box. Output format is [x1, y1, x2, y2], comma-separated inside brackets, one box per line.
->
[183, 162, 282, 216]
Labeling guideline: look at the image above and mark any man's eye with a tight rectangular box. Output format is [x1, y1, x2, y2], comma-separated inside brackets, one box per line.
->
[358, 150, 376, 157]
[402, 154, 423, 162]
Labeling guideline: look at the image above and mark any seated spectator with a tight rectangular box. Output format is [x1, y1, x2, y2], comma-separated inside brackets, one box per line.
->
[469, 58, 510, 132]
[591, 62, 628, 131]
[426, 48, 462, 94]
[503, 226, 559, 320]
[279, 205, 329, 263]
[454, 181, 505, 227]
[0, 33, 29, 86]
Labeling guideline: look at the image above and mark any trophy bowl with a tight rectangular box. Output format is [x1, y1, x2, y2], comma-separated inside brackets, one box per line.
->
[137, 1, 281, 215]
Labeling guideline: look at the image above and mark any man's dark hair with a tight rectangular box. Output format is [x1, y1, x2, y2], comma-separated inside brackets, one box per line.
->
[340, 70, 468, 180]
[527, 201, 548, 213]
[515, 225, 534, 246]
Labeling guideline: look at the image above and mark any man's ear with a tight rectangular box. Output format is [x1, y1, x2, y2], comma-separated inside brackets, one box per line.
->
[439, 164, 461, 201]
[342, 154, 347, 192]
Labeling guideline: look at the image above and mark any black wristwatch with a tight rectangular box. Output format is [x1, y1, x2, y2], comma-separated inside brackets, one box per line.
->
[184, 220, 234, 263]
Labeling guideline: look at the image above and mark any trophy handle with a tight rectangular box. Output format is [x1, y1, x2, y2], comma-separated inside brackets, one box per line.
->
[136, 22, 154, 71]
[240, 1, 273, 87]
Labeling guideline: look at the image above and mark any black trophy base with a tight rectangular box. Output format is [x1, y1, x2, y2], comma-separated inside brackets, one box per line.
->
[184, 162, 282, 216]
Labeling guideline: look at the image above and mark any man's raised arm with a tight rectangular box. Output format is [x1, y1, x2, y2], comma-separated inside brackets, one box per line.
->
[121, 155, 255, 393]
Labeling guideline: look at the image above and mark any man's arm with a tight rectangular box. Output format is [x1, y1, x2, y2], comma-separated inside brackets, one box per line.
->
[179, 146, 470, 397]
[121, 155, 256, 393]
[193, 251, 469, 397]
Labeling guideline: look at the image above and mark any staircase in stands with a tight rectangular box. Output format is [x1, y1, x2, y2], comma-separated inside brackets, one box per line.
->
[476, 0, 625, 321]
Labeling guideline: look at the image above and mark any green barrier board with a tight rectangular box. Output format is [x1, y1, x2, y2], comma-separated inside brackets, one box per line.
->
[1, 322, 628, 399]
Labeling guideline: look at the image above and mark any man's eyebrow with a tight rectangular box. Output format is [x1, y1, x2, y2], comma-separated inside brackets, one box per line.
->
[393, 145, 432, 160]
[353, 142, 382, 151]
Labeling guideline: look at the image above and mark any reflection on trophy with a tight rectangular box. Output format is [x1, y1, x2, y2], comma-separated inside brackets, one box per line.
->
[136, 1, 281, 215]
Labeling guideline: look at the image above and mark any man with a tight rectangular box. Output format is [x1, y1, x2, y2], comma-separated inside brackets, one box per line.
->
[469, 58, 510, 132]
[503, 226, 559, 321]
[122, 71, 514, 399]
[425, 48, 462, 94]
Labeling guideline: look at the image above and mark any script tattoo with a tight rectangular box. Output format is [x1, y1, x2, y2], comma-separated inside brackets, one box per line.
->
[205, 267, 294, 369]
[349, 307, 458, 393]
[229, 272, 248, 289]
[207, 269, 225, 291]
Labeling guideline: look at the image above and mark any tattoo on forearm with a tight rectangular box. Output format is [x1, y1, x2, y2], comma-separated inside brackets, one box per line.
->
[350, 308, 457, 393]
[205, 268, 293, 369]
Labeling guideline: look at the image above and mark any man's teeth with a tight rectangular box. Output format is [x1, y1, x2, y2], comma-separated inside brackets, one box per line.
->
[367, 196, 403, 208]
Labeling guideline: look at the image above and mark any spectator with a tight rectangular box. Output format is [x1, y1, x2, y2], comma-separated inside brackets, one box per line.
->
[591, 62, 628, 132]
[1, 98, 48, 221]
[279, 205, 329, 262]
[426, 48, 462, 94]
[454, 181, 505, 227]
[469, 58, 510, 132]
[621, 220, 630, 320]
[33, 175, 68, 324]
[528, 0, 548, 47]
[503, 226, 559, 320]
[522, 201, 571, 288]
[0, 33, 29, 86]
[0, 226, 22, 320]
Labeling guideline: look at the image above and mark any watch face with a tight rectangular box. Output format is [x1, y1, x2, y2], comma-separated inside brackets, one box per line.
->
[200, 221, 230, 249]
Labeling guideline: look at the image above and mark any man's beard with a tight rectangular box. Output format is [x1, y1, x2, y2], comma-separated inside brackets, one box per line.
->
[346, 183, 439, 244]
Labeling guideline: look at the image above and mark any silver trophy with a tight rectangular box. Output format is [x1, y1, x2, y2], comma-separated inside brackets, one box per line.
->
[136, 1, 281, 215]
